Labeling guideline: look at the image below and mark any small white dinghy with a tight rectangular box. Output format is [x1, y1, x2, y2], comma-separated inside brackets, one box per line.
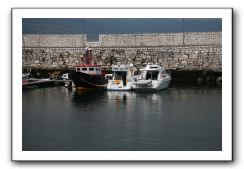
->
[133, 64, 171, 92]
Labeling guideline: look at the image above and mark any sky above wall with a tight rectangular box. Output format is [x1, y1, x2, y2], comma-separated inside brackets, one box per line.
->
[22, 18, 222, 41]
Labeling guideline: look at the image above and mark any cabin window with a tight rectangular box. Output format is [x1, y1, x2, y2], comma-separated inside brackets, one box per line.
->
[114, 71, 127, 80]
[76, 68, 80, 71]
[96, 68, 101, 71]
[114, 71, 127, 86]
[82, 68, 87, 71]
[146, 71, 159, 80]
[133, 69, 140, 75]
[89, 68, 95, 71]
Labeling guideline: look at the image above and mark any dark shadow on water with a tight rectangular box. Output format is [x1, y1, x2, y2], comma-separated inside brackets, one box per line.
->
[72, 89, 106, 104]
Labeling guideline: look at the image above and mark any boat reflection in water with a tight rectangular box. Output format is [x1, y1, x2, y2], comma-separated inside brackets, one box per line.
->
[23, 86, 222, 151]
[106, 91, 164, 104]
[106, 91, 135, 103]
[72, 88, 167, 108]
[72, 89, 106, 105]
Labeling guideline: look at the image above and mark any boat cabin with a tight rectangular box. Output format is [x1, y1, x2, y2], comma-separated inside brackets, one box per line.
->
[140, 64, 166, 80]
[111, 65, 129, 86]
[74, 47, 103, 75]
[145, 71, 159, 80]
[75, 65, 102, 75]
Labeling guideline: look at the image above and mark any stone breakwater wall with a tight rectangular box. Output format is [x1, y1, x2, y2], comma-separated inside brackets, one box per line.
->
[22, 32, 222, 71]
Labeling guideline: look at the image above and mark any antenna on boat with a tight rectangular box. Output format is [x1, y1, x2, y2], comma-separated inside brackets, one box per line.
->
[22, 34, 26, 64]
[84, 46, 93, 65]
[82, 19, 85, 48]
[183, 18, 185, 46]
[22, 35, 25, 49]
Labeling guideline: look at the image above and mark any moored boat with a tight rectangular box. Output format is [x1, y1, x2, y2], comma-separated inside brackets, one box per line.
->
[71, 47, 107, 90]
[133, 64, 171, 92]
[61, 73, 74, 88]
[22, 73, 30, 84]
[107, 64, 137, 91]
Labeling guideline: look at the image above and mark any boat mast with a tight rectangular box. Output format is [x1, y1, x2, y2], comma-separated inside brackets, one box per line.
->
[183, 18, 185, 46]
[85, 47, 94, 64]
[82, 19, 93, 65]
[82, 19, 85, 48]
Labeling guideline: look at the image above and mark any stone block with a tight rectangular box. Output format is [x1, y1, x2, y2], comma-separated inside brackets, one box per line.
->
[181, 60, 187, 65]
[183, 55, 189, 59]
[34, 60, 39, 64]
[189, 54, 198, 59]
[59, 61, 64, 65]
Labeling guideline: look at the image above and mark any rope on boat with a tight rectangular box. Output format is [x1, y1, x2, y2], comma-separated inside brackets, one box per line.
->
[79, 77, 107, 87]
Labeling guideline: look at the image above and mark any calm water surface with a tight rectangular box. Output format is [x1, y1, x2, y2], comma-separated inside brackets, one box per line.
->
[23, 86, 222, 151]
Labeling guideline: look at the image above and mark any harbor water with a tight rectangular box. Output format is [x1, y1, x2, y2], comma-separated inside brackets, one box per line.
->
[22, 86, 222, 151]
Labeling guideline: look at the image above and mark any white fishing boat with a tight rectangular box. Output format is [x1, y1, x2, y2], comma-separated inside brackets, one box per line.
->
[107, 64, 137, 91]
[133, 64, 171, 92]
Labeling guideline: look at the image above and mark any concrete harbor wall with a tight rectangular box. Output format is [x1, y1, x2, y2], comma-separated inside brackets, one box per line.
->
[22, 32, 222, 71]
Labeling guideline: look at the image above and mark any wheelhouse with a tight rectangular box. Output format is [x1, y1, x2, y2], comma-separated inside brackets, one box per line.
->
[139, 64, 166, 80]
[112, 66, 128, 79]
[111, 65, 129, 86]
[75, 64, 102, 75]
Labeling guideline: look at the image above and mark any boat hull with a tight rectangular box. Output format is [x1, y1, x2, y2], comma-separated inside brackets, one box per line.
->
[133, 79, 171, 92]
[71, 72, 106, 89]
[107, 86, 133, 91]
[107, 80, 134, 91]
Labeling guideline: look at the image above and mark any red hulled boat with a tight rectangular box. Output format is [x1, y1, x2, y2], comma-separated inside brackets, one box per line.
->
[72, 47, 107, 90]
